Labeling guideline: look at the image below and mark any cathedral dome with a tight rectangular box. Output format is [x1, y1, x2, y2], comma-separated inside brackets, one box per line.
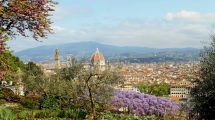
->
[91, 48, 105, 65]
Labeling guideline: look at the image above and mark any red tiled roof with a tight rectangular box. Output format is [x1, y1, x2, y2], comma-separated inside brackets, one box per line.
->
[91, 48, 105, 63]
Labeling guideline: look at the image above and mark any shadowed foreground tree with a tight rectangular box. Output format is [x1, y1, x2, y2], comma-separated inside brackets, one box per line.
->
[190, 35, 215, 119]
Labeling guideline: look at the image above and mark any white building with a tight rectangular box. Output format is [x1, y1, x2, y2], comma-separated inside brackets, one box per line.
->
[170, 86, 191, 99]
[170, 80, 192, 99]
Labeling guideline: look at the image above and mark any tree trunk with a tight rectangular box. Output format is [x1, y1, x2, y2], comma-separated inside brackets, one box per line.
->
[87, 81, 96, 120]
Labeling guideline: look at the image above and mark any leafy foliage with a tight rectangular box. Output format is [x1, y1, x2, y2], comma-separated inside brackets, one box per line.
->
[0, 88, 20, 102]
[20, 96, 40, 109]
[0, 0, 57, 39]
[17, 110, 35, 120]
[22, 62, 47, 95]
[0, 35, 25, 81]
[34, 110, 59, 119]
[0, 50, 25, 81]
[137, 82, 170, 96]
[41, 96, 60, 110]
[190, 35, 215, 119]
[58, 108, 87, 119]
[60, 63, 84, 81]
[112, 90, 180, 117]
[0, 109, 14, 120]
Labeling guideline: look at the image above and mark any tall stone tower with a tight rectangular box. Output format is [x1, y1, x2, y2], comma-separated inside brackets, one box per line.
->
[55, 49, 61, 69]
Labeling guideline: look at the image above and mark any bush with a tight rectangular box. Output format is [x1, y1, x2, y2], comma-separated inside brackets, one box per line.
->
[58, 108, 86, 119]
[0, 88, 20, 102]
[100, 112, 156, 120]
[18, 110, 62, 119]
[20, 97, 40, 109]
[0, 99, 6, 105]
[34, 110, 59, 118]
[18, 110, 36, 120]
[41, 96, 60, 110]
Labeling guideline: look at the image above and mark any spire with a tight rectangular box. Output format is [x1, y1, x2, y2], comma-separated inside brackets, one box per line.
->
[55, 49, 60, 60]
[96, 48, 99, 53]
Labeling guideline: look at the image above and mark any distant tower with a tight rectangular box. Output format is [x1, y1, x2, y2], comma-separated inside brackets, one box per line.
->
[91, 48, 105, 71]
[55, 49, 61, 69]
[66, 54, 73, 67]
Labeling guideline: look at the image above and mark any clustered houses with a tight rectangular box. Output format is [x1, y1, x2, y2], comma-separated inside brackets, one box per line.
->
[120, 63, 199, 85]
[119, 63, 199, 100]
[39, 49, 199, 99]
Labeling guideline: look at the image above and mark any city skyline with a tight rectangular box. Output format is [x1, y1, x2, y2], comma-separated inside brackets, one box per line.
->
[8, 0, 215, 51]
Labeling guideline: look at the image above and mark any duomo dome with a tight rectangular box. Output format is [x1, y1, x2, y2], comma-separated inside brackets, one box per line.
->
[91, 48, 105, 66]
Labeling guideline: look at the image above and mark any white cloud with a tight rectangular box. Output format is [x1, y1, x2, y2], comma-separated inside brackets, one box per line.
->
[9, 10, 215, 51]
[164, 10, 215, 24]
[44, 20, 211, 48]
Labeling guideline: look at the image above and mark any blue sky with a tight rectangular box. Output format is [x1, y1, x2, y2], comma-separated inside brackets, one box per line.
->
[8, 0, 215, 51]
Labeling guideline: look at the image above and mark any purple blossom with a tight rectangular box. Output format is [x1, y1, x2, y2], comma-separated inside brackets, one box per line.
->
[112, 90, 180, 117]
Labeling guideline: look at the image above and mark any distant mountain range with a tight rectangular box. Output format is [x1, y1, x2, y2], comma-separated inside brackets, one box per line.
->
[15, 42, 201, 63]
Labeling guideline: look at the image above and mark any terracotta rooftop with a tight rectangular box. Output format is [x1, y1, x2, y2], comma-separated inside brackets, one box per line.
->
[91, 48, 105, 63]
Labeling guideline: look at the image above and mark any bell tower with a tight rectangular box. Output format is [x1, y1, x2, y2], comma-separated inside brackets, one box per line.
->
[55, 49, 61, 69]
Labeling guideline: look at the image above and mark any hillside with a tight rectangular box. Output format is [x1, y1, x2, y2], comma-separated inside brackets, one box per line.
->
[15, 42, 201, 63]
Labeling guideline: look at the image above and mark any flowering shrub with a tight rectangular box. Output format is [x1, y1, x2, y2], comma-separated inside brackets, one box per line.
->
[112, 90, 180, 117]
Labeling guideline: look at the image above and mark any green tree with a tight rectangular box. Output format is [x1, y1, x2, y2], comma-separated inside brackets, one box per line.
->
[22, 62, 81, 108]
[137, 82, 170, 96]
[0, 50, 25, 81]
[190, 35, 215, 119]
[60, 63, 84, 81]
[22, 62, 48, 96]
[137, 83, 150, 94]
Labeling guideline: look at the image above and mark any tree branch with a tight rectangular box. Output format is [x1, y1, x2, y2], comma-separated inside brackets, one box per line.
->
[5, 20, 14, 31]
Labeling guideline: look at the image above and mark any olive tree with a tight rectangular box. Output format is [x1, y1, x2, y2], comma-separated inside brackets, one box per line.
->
[75, 69, 122, 120]
[190, 35, 215, 119]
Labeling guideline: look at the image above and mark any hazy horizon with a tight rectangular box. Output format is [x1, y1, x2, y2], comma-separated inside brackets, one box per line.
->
[14, 41, 202, 52]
